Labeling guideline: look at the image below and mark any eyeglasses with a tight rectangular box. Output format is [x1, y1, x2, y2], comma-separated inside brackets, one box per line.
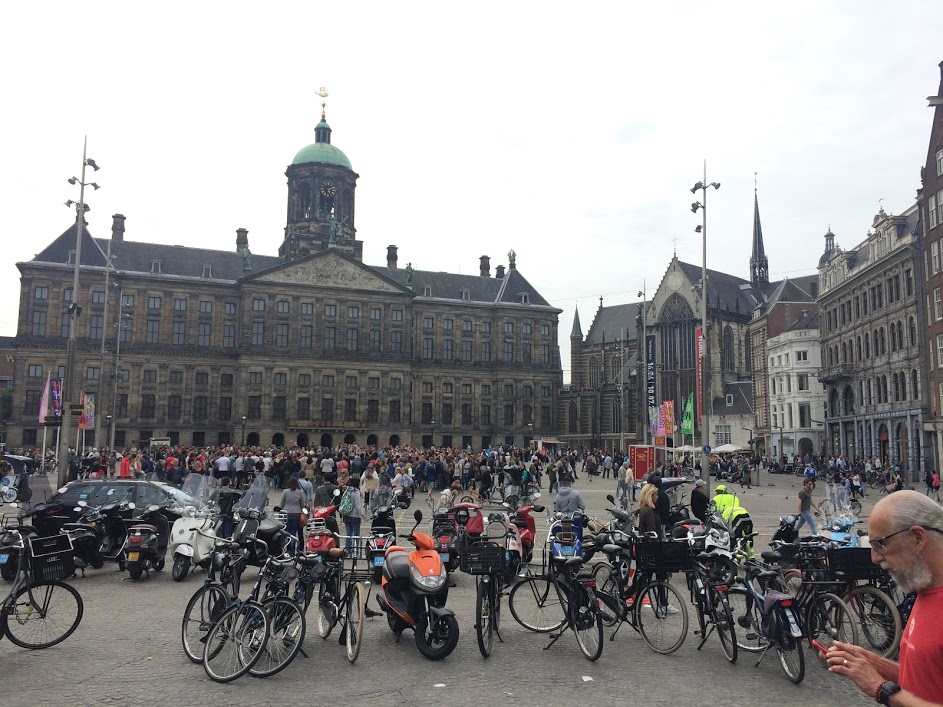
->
[871, 526, 943, 552]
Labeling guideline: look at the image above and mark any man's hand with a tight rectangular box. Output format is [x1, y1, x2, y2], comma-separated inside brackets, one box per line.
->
[826, 641, 893, 698]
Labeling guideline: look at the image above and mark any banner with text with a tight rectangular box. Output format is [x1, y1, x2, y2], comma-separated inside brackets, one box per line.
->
[662, 400, 675, 435]
[681, 393, 694, 435]
[696, 328, 704, 422]
[51, 378, 63, 417]
[646, 335, 656, 413]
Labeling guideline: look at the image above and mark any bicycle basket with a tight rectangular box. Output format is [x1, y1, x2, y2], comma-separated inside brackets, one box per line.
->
[634, 540, 691, 573]
[826, 547, 887, 580]
[460, 542, 508, 575]
[28, 533, 74, 583]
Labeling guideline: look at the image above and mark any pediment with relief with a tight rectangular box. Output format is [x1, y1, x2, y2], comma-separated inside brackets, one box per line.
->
[255, 253, 403, 293]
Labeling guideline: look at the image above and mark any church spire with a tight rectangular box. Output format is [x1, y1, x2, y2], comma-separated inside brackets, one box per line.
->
[570, 306, 583, 339]
[750, 177, 769, 285]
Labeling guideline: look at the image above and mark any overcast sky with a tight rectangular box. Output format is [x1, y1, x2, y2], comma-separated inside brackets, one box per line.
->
[2, 2, 942, 383]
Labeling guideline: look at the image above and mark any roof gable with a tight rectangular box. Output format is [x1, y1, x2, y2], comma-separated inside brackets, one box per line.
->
[246, 249, 411, 294]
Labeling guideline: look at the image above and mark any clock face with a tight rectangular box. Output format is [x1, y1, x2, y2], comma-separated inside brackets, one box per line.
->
[320, 183, 336, 197]
[665, 271, 683, 292]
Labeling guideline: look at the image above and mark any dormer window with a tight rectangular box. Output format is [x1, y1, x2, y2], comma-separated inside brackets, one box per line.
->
[201, 264, 213, 278]
[151, 260, 162, 274]
[423, 285, 432, 297]
[520, 293, 530, 304]
[66, 250, 75, 265]
[461, 289, 470, 301]
[725, 394, 734, 406]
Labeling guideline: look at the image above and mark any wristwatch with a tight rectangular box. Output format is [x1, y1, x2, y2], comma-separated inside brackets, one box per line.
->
[877, 681, 901, 704]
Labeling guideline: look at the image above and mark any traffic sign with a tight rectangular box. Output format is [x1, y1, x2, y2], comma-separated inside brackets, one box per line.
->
[702, 445, 712, 454]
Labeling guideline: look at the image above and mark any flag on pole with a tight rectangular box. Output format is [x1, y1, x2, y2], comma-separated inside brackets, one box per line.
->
[648, 406, 659, 438]
[51, 378, 63, 416]
[78, 390, 87, 430]
[84, 393, 95, 430]
[38, 371, 51, 423]
[663, 401, 675, 435]
[681, 394, 694, 435]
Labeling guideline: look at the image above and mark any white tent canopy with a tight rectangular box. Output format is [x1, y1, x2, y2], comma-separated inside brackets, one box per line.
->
[713, 443, 748, 454]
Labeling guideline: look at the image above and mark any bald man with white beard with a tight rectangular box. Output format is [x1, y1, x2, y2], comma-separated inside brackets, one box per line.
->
[826, 491, 943, 706]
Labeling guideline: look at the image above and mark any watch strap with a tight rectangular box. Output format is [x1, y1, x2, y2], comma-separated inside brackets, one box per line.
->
[878, 681, 901, 705]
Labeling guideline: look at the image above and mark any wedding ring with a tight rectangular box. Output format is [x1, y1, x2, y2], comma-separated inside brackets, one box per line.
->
[844, 659, 849, 666]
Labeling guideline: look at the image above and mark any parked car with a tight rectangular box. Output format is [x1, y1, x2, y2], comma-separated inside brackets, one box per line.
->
[28, 479, 195, 536]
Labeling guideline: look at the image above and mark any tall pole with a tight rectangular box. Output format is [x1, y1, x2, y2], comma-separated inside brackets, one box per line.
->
[639, 281, 648, 446]
[619, 327, 626, 457]
[58, 137, 91, 488]
[109, 295, 124, 453]
[701, 160, 709, 490]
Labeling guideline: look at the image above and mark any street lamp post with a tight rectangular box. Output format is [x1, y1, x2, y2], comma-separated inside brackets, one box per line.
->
[109, 299, 131, 453]
[637, 285, 648, 446]
[431, 419, 436, 450]
[57, 138, 100, 488]
[241, 415, 247, 446]
[691, 165, 720, 495]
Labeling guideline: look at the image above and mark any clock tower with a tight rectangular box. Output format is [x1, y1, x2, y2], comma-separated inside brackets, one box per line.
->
[280, 91, 362, 260]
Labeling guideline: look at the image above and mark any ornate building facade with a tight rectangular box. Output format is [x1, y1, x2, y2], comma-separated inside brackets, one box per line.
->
[817, 205, 927, 471]
[9, 110, 563, 451]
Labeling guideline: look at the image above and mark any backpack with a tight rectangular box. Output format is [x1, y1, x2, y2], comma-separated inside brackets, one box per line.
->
[338, 487, 355, 516]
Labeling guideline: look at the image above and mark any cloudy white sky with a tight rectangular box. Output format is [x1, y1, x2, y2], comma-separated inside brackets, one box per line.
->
[2, 2, 941, 382]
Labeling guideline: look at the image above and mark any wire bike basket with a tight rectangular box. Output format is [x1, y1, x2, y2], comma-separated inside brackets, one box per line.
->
[28, 533, 74, 583]
[460, 542, 508, 575]
[826, 547, 888, 581]
[634, 540, 692, 574]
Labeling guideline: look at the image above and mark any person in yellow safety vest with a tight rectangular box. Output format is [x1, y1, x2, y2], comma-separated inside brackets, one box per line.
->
[713, 485, 754, 558]
[712, 484, 738, 519]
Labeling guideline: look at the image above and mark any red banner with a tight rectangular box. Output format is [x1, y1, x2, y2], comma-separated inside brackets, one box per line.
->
[629, 445, 655, 479]
[696, 328, 704, 422]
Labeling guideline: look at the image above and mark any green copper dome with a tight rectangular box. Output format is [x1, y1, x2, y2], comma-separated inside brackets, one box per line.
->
[291, 116, 352, 169]
[291, 142, 352, 168]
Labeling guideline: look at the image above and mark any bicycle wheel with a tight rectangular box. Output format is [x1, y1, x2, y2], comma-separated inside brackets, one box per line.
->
[635, 580, 688, 654]
[1, 580, 84, 649]
[508, 576, 565, 633]
[476, 578, 495, 657]
[849, 585, 901, 658]
[345, 581, 365, 663]
[726, 587, 766, 653]
[783, 570, 802, 597]
[182, 584, 230, 663]
[805, 592, 859, 656]
[317, 579, 338, 638]
[202, 602, 269, 683]
[570, 582, 603, 661]
[777, 633, 806, 684]
[710, 588, 738, 664]
[850, 499, 862, 515]
[251, 597, 305, 677]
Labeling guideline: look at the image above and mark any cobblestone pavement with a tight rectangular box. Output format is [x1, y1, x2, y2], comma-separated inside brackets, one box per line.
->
[0, 471, 874, 706]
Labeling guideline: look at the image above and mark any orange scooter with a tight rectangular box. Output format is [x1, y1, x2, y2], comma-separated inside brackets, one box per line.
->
[376, 509, 460, 660]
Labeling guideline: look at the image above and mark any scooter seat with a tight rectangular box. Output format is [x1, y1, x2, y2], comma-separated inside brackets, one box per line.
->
[383, 550, 410, 580]
[257, 521, 283, 540]
[130, 524, 159, 534]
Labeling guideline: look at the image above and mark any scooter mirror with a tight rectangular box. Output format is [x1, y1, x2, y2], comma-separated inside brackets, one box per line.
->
[606, 494, 616, 504]
[148, 504, 160, 512]
[127, 502, 136, 510]
[413, 509, 422, 523]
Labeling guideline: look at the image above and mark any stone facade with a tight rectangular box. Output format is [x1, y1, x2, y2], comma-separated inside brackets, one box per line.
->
[816, 205, 927, 472]
[9, 113, 562, 452]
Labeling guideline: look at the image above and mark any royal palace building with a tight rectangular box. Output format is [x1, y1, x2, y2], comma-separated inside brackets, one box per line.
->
[8, 109, 563, 451]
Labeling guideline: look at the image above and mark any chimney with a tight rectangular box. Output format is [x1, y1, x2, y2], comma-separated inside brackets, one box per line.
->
[236, 228, 249, 252]
[495, 264, 505, 279]
[480, 255, 491, 277]
[387, 245, 398, 269]
[802, 309, 810, 317]
[111, 213, 126, 243]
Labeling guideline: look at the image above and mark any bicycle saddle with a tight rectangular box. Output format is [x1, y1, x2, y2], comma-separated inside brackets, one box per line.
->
[761, 550, 782, 563]
[602, 543, 622, 555]
[564, 556, 584, 567]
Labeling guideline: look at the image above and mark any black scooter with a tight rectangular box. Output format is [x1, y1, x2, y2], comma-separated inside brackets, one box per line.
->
[231, 507, 290, 568]
[124, 502, 173, 580]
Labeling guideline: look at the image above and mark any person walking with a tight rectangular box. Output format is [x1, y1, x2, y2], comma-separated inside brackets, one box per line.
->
[637, 483, 663, 539]
[826, 491, 943, 704]
[552, 474, 585, 514]
[279, 477, 306, 552]
[339, 476, 365, 555]
[794, 477, 821, 534]
[691, 479, 709, 522]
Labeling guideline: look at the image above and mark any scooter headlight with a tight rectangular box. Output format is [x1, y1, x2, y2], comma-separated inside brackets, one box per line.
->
[410, 561, 447, 589]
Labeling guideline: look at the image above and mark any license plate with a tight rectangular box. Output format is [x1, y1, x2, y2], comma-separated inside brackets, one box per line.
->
[0, 554, 8, 565]
[560, 545, 575, 556]
[127, 552, 140, 561]
[439, 553, 449, 563]
[373, 556, 385, 567]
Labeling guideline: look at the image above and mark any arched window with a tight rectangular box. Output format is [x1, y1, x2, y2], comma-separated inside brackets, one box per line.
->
[880, 328, 886, 355]
[912, 369, 920, 401]
[829, 389, 840, 418]
[611, 402, 622, 433]
[890, 329, 897, 352]
[856, 336, 862, 361]
[568, 402, 579, 433]
[827, 347, 833, 366]
[896, 321, 904, 350]
[589, 357, 600, 388]
[744, 330, 752, 373]
[867, 379, 873, 405]
[893, 373, 900, 402]
[843, 385, 855, 415]
[841, 342, 848, 364]
[722, 326, 734, 371]
[900, 371, 907, 401]
[882, 375, 888, 402]
[864, 333, 871, 358]
[910, 317, 917, 347]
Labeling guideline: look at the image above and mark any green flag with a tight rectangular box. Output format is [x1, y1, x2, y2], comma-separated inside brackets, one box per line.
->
[681, 393, 694, 435]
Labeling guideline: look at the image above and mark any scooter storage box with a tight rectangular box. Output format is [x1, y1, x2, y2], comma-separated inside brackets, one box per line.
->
[29, 533, 74, 582]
